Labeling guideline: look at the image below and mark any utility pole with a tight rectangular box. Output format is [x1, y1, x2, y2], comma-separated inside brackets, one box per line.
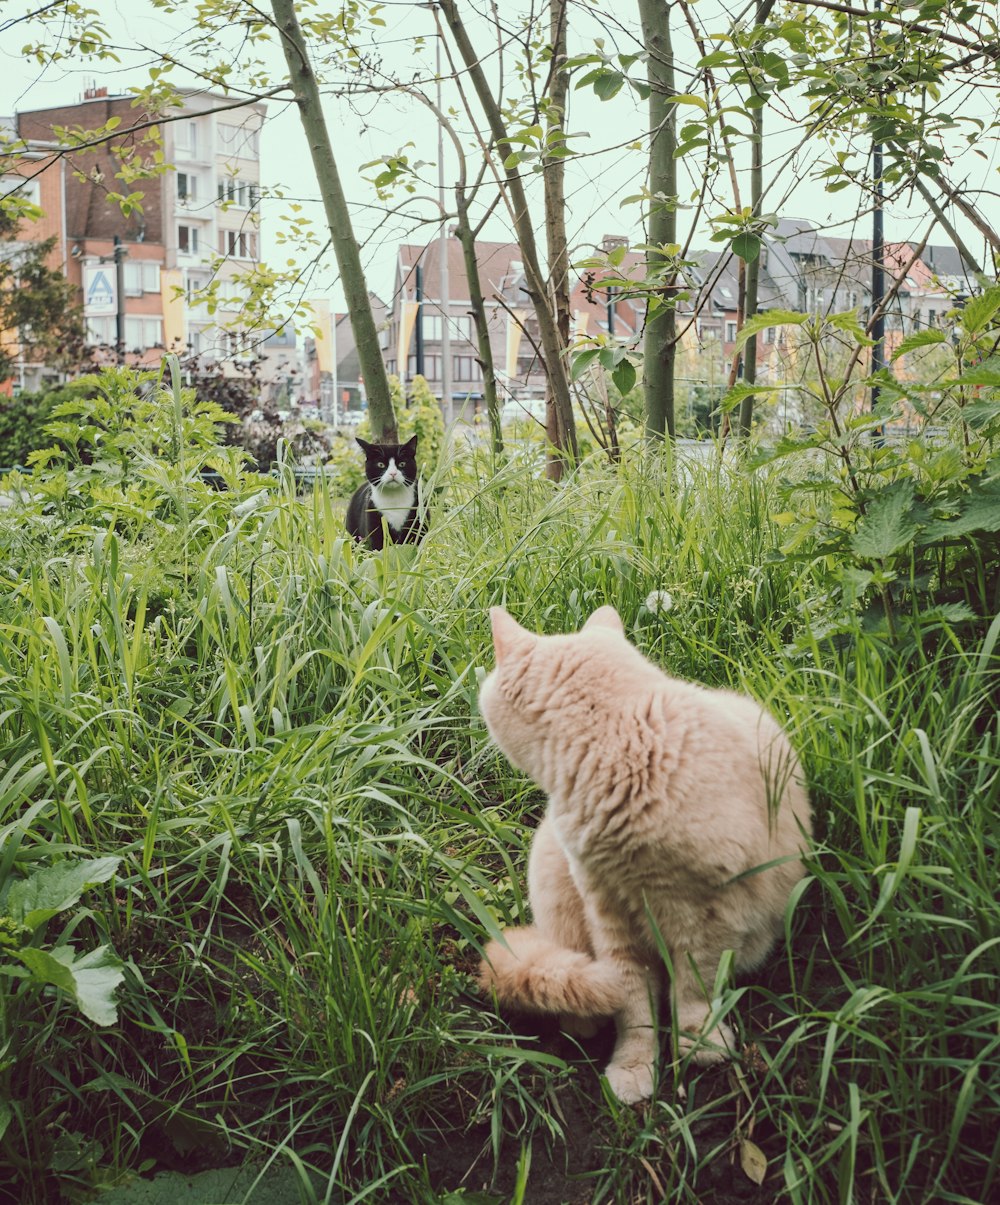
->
[435, 27, 453, 426]
[331, 311, 339, 424]
[415, 263, 425, 383]
[113, 235, 127, 365]
[871, 6, 886, 421]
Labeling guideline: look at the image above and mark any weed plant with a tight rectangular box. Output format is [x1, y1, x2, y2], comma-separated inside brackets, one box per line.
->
[0, 364, 996, 1204]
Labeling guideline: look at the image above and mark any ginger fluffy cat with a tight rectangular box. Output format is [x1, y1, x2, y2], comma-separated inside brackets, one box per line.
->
[478, 605, 812, 1104]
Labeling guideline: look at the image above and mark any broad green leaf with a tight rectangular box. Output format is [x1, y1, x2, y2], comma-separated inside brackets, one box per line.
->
[959, 400, 1000, 429]
[611, 359, 636, 396]
[826, 310, 874, 346]
[959, 287, 1000, 335]
[570, 347, 603, 381]
[697, 50, 733, 68]
[7, 857, 120, 929]
[734, 310, 807, 353]
[917, 490, 1000, 542]
[593, 71, 624, 101]
[15, 944, 125, 1025]
[732, 232, 761, 263]
[949, 356, 1000, 387]
[892, 328, 947, 360]
[667, 93, 708, 111]
[718, 381, 779, 414]
[850, 484, 919, 559]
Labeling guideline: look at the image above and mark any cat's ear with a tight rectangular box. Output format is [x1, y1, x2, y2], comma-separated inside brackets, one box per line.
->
[401, 434, 418, 453]
[356, 436, 373, 453]
[583, 605, 624, 634]
[490, 607, 534, 664]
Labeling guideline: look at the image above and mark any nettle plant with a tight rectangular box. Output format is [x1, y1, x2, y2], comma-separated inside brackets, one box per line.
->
[731, 288, 1000, 638]
[25, 358, 246, 535]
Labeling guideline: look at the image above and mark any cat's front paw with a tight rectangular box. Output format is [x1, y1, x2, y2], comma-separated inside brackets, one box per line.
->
[604, 1060, 655, 1104]
[677, 1019, 737, 1065]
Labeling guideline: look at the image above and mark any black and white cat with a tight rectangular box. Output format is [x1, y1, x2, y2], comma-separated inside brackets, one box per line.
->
[345, 435, 424, 549]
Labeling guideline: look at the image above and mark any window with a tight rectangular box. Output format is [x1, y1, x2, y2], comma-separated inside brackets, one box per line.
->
[764, 326, 776, 345]
[225, 330, 255, 357]
[217, 178, 256, 208]
[423, 315, 442, 341]
[218, 122, 260, 158]
[174, 120, 199, 157]
[454, 355, 482, 381]
[406, 355, 441, 378]
[725, 321, 737, 343]
[178, 225, 199, 254]
[927, 309, 937, 327]
[85, 315, 115, 345]
[124, 262, 161, 295]
[220, 229, 257, 259]
[0, 174, 41, 208]
[125, 317, 164, 350]
[177, 172, 197, 201]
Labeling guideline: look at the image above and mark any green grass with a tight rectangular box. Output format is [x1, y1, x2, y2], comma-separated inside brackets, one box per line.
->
[0, 387, 997, 1204]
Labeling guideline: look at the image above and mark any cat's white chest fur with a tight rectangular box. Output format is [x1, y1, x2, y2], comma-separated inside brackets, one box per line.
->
[371, 479, 416, 531]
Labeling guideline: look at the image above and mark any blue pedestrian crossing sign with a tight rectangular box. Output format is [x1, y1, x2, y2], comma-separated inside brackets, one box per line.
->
[84, 264, 117, 316]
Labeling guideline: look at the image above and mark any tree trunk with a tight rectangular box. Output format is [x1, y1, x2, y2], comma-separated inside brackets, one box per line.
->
[637, 0, 677, 441]
[270, 0, 397, 441]
[737, 102, 764, 438]
[455, 199, 502, 454]
[543, 0, 572, 480]
[438, 0, 577, 463]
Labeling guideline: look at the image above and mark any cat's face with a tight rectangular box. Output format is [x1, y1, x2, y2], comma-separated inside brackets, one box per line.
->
[357, 435, 418, 491]
[480, 605, 628, 786]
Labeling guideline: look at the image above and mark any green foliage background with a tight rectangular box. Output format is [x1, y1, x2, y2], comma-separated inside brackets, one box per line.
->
[0, 359, 997, 1204]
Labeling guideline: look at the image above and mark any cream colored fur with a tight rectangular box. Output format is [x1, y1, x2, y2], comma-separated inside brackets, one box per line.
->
[478, 605, 812, 1104]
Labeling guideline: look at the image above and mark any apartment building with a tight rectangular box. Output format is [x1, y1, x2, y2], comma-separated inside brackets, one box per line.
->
[0, 132, 73, 392]
[384, 235, 646, 416]
[15, 86, 272, 376]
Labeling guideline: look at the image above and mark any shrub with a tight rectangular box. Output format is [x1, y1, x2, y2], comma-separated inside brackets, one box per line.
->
[0, 379, 99, 469]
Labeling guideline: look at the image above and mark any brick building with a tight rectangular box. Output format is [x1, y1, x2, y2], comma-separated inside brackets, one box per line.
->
[14, 86, 279, 378]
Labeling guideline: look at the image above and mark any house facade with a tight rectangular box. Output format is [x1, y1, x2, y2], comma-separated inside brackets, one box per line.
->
[13, 86, 286, 383]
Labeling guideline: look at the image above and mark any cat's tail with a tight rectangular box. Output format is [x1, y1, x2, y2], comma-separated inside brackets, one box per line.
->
[479, 926, 627, 1017]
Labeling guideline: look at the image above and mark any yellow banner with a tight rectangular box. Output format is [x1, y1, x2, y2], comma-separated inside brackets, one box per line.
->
[161, 269, 185, 355]
[505, 309, 529, 379]
[310, 299, 333, 374]
[397, 300, 419, 380]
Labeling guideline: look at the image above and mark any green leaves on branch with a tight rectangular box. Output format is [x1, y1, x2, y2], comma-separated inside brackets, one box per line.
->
[733, 310, 807, 354]
[710, 212, 779, 266]
[893, 329, 948, 360]
[571, 345, 639, 397]
[499, 125, 583, 171]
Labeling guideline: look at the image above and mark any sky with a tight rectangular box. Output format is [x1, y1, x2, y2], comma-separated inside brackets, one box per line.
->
[2, 0, 997, 322]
